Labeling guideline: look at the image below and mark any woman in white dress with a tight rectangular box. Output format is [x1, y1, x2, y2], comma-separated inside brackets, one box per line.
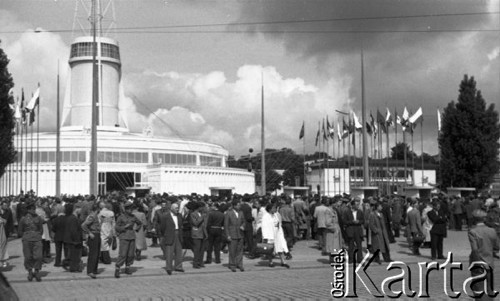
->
[98, 201, 115, 264]
[421, 200, 433, 249]
[261, 203, 290, 268]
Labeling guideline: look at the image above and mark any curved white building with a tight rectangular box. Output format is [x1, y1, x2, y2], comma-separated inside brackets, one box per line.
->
[1, 32, 255, 197]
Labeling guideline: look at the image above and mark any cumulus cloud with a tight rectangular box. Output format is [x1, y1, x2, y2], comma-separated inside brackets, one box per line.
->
[488, 46, 500, 61]
[123, 64, 353, 155]
[234, 0, 499, 155]
[1, 9, 70, 133]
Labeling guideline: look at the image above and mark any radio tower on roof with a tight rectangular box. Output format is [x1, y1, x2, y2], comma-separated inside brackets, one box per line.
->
[62, 0, 127, 131]
[72, 0, 117, 39]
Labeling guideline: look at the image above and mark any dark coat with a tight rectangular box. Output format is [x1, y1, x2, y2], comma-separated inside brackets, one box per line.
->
[155, 209, 183, 246]
[190, 211, 206, 239]
[51, 215, 67, 242]
[0, 207, 13, 236]
[391, 199, 403, 224]
[63, 214, 83, 245]
[342, 209, 365, 239]
[224, 209, 244, 239]
[369, 211, 390, 254]
[428, 209, 447, 237]
[206, 210, 225, 228]
[406, 208, 423, 234]
[239, 202, 254, 231]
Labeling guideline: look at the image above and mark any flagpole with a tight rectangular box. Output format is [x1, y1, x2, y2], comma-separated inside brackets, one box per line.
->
[30, 109, 34, 192]
[420, 118, 424, 185]
[56, 61, 61, 197]
[89, 0, 99, 196]
[303, 121, 306, 187]
[36, 83, 40, 194]
[24, 121, 28, 191]
[385, 122, 390, 194]
[337, 132, 341, 195]
[326, 123, 330, 196]
[16, 106, 20, 195]
[403, 127, 407, 188]
[260, 72, 266, 195]
[20, 96, 24, 194]
[411, 126, 414, 186]
[348, 117, 352, 192]
[437, 108, 442, 189]
[343, 126, 346, 194]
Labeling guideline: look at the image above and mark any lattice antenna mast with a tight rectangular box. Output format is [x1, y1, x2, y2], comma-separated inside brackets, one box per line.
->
[72, 0, 116, 39]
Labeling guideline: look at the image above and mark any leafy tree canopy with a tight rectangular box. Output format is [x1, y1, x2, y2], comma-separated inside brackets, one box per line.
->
[438, 75, 500, 190]
[0, 42, 15, 179]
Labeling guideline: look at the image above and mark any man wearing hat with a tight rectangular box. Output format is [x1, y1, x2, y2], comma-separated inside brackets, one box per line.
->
[427, 199, 447, 260]
[17, 201, 44, 281]
[468, 209, 499, 300]
[114, 202, 142, 278]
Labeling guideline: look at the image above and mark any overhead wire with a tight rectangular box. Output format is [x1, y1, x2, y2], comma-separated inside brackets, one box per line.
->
[1, 11, 498, 34]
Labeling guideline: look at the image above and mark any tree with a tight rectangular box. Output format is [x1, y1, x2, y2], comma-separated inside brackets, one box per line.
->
[0, 42, 15, 179]
[391, 142, 416, 160]
[439, 75, 500, 190]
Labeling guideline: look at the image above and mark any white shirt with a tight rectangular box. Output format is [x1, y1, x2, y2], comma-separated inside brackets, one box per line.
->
[171, 212, 178, 230]
[352, 210, 357, 221]
[234, 209, 239, 219]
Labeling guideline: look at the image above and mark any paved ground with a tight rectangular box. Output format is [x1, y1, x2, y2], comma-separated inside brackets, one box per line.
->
[1, 229, 498, 300]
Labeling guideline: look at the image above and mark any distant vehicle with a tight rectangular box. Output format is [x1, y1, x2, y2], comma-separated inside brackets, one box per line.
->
[0, 271, 19, 301]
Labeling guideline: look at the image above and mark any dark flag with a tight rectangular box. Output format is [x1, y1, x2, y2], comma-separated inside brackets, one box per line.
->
[322, 118, 328, 141]
[377, 109, 387, 133]
[21, 89, 27, 125]
[341, 118, 349, 139]
[299, 121, 305, 140]
[315, 126, 320, 146]
[366, 122, 372, 135]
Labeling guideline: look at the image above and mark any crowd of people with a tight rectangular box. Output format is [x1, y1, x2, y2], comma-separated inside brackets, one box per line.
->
[0, 190, 498, 290]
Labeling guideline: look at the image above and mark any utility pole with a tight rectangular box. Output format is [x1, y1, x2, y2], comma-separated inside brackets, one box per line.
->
[89, 0, 99, 195]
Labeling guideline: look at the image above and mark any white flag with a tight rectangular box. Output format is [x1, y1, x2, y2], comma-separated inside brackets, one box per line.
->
[26, 87, 40, 111]
[437, 108, 442, 132]
[351, 111, 362, 130]
[409, 107, 423, 124]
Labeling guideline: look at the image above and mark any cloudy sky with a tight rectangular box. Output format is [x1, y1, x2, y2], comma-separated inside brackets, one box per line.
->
[0, 0, 498, 158]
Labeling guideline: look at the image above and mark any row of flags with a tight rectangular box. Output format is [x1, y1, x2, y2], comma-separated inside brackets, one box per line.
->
[8, 86, 40, 127]
[299, 107, 441, 146]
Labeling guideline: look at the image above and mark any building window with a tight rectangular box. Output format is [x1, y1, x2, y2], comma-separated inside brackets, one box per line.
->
[200, 155, 222, 167]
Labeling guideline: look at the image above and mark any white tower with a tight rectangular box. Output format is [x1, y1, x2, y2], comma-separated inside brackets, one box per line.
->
[62, 0, 126, 131]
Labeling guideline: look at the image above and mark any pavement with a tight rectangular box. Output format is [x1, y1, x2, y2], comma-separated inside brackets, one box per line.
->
[0, 229, 498, 300]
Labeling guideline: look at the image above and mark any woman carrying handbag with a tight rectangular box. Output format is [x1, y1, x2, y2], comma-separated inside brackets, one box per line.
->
[261, 203, 290, 268]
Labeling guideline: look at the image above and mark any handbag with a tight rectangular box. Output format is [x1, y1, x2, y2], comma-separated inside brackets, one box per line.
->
[413, 232, 425, 245]
[112, 237, 117, 250]
[255, 242, 274, 255]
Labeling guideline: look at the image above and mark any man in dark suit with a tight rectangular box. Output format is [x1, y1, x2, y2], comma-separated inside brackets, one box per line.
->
[406, 199, 424, 256]
[190, 202, 207, 269]
[427, 199, 447, 260]
[63, 203, 83, 273]
[239, 196, 255, 258]
[155, 202, 184, 275]
[224, 199, 245, 272]
[381, 198, 395, 243]
[205, 203, 225, 264]
[51, 206, 67, 267]
[342, 198, 365, 263]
